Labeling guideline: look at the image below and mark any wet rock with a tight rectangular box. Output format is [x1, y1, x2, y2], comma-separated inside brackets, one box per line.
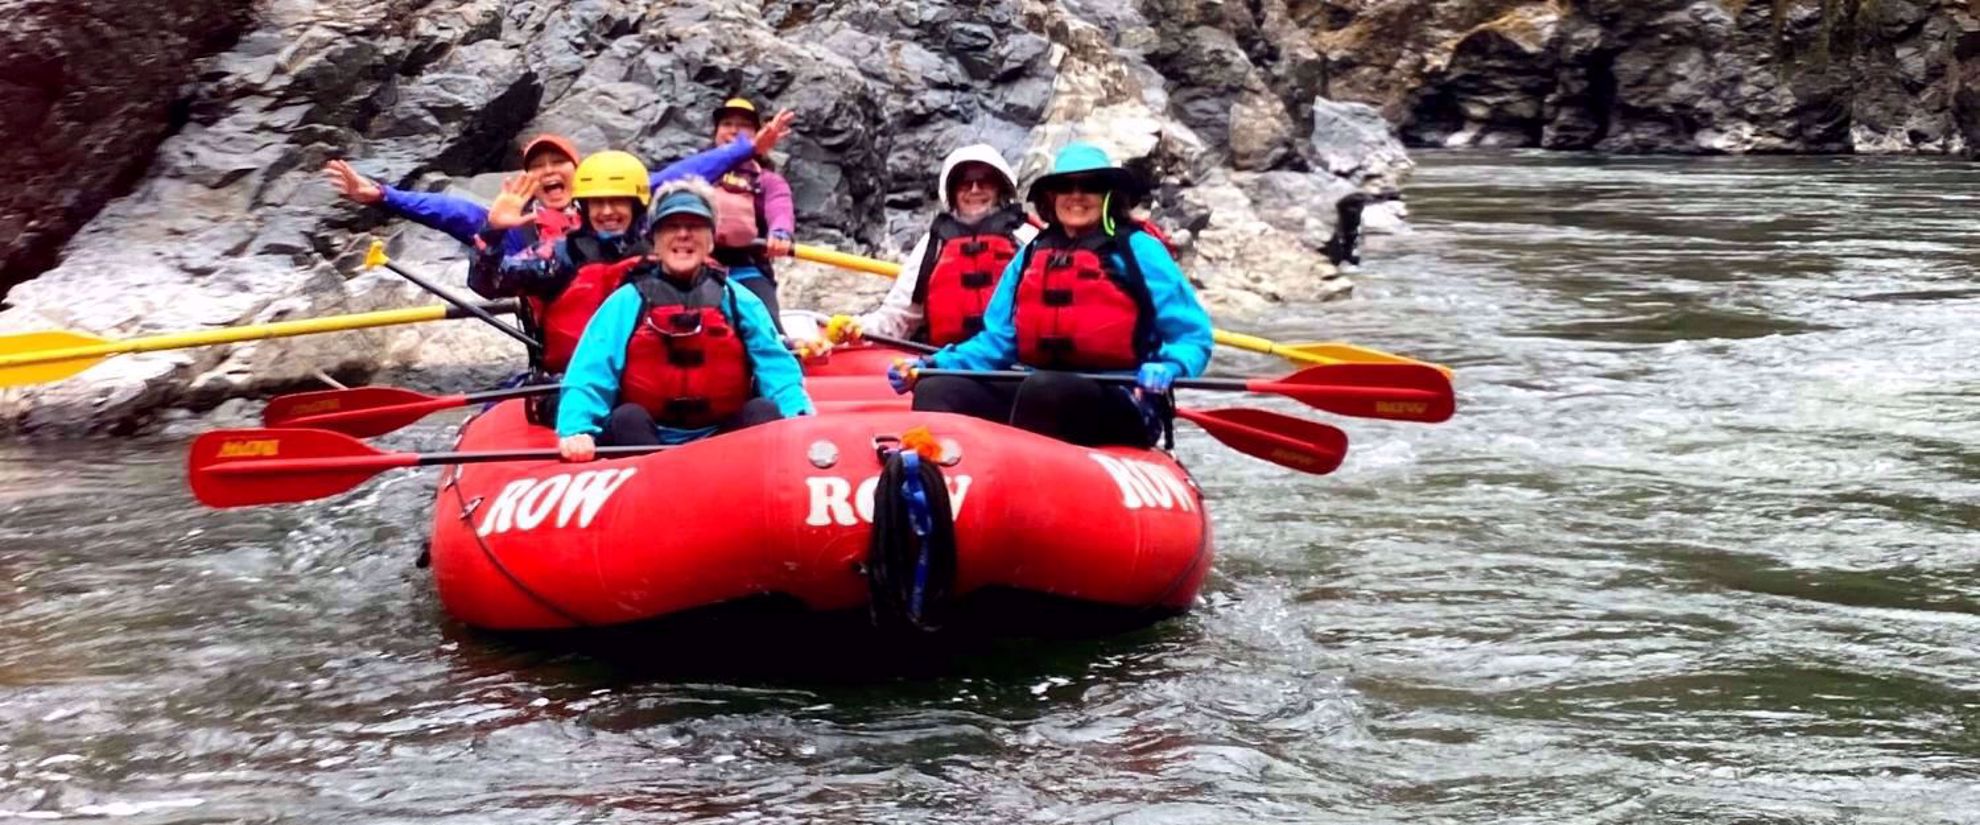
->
[1310, 99, 1414, 191]
[0, 0, 257, 290]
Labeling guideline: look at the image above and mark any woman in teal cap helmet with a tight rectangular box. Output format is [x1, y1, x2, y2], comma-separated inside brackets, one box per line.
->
[886, 142, 1215, 447]
[556, 179, 814, 462]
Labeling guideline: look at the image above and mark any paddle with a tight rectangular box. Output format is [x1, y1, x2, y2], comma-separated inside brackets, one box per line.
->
[915, 363, 1454, 423]
[188, 427, 665, 508]
[0, 300, 519, 388]
[1173, 407, 1347, 475]
[1211, 329, 1454, 377]
[852, 331, 1352, 471]
[262, 383, 558, 437]
[785, 243, 1452, 375]
[362, 240, 541, 352]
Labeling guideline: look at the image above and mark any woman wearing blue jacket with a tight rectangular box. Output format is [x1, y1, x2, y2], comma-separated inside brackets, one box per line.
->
[556, 180, 813, 462]
[887, 143, 1214, 448]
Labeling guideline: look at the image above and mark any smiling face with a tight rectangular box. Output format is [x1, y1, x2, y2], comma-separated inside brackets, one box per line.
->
[651, 213, 715, 276]
[585, 197, 637, 234]
[525, 149, 578, 210]
[714, 113, 759, 148]
[949, 162, 1005, 217]
[1051, 176, 1107, 235]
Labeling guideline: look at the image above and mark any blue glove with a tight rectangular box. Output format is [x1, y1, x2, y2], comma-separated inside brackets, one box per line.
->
[888, 357, 929, 395]
[1136, 361, 1180, 395]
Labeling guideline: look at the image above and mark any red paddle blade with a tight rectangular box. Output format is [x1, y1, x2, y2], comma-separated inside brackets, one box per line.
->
[1254, 363, 1455, 423]
[263, 386, 433, 427]
[1177, 407, 1348, 475]
[188, 428, 417, 509]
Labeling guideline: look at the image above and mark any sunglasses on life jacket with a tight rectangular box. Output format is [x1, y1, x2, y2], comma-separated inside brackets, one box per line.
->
[646, 310, 704, 338]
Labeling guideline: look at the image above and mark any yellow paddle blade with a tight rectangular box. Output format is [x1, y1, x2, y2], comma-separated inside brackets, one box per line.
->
[0, 330, 114, 387]
[1276, 342, 1453, 376]
[1211, 329, 1452, 377]
[364, 240, 389, 270]
[0, 302, 503, 389]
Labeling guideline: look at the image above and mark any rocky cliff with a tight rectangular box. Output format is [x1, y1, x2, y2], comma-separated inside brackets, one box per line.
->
[0, 0, 1401, 434]
[1317, 0, 1980, 153]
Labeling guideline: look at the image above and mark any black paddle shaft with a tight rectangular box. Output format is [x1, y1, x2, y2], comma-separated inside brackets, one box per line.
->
[915, 368, 1247, 392]
[462, 384, 562, 405]
[384, 261, 542, 352]
[412, 444, 668, 466]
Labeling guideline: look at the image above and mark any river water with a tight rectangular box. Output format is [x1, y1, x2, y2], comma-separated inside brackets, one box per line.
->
[3, 152, 1978, 823]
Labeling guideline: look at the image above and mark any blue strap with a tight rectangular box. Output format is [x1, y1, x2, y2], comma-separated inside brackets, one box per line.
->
[898, 451, 935, 622]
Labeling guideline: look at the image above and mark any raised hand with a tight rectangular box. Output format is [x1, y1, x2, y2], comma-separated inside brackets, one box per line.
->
[323, 160, 384, 205]
[754, 109, 798, 156]
[485, 171, 543, 230]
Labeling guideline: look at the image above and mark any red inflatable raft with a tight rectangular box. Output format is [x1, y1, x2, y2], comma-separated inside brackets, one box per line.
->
[426, 355, 1213, 633]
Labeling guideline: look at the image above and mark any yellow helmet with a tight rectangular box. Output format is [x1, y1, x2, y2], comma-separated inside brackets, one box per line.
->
[570, 150, 652, 205]
[713, 97, 761, 127]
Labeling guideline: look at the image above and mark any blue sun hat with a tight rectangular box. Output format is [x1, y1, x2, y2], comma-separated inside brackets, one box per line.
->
[1026, 142, 1149, 220]
[650, 187, 716, 225]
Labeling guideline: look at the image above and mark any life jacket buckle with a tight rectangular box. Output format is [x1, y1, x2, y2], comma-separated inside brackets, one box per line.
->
[960, 271, 993, 288]
[666, 348, 706, 367]
[1047, 250, 1075, 268]
[1076, 267, 1105, 280]
[1042, 287, 1074, 307]
[1037, 336, 1075, 353]
[960, 240, 988, 256]
[664, 397, 712, 418]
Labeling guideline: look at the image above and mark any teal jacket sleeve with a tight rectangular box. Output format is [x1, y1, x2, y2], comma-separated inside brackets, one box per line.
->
[1128, 232, 1214, 377]
[651, 137, 757, 188]
[378, 187, 489, 246]
[555, 285, 641, 437]
[729, 281, 815, 416]
[927, 248, 1024, 372]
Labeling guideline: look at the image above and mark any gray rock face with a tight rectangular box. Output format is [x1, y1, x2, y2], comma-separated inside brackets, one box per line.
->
[1316, 0, 1980, 154]
[0, 0, 1386, 433]
[0, 0, 257, 291]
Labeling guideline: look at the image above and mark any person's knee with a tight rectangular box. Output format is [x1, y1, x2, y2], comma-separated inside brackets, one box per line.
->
[910, 376, 972, 412]
[737, 397, 782, 427]
[607, 404, 649, 429]
[1014, 371, 1100, 414]
[601, 404, 655, 445]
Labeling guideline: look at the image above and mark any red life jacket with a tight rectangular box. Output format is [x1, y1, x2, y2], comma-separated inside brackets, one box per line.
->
[619, 267, 754, 429]
[911, 205, 1029, 346]
[1011, 227, 1157, 371]
[526, 204, 581, 256]
[530, 238, 640, 373]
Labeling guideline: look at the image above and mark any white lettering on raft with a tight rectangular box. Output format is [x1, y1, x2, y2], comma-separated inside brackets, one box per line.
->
[476, 468, 639, 536]
[804, 475, 974, 528]
[1088, 454, 1196, 512]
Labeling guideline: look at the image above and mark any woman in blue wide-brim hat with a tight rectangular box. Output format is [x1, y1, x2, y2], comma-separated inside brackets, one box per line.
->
[884, 142, 1215, 448]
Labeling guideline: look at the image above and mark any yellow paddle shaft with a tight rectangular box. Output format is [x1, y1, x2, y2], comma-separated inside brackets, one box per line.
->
[793, 244, 903, 277]
[0, 300, 518, 370]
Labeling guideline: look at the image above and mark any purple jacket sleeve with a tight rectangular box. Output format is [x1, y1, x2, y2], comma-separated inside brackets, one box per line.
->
[377, 187, 490, 246]
[758, 171, 796, 237]
[650, 137, 757, 188]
